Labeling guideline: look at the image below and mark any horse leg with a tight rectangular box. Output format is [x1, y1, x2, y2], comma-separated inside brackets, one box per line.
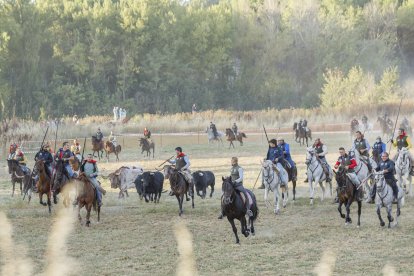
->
[376, 204, 385, 227]
[292, 180, 296, 201]
[177, 195, 183, 216]
[210, 184, 214, 198]
[396, 199, 401, 227]
[241, 216, 249, 237]
[305, 137, 308, 147]
[39, 192, 46, 206]
[20, 181, 23, 195]
[274, 186, 280, 215]
[345, 199, 352, 224]
[228, 218, 240, 244]
[264, 186, 270, 208]
[12, 180, 15, 197]
[338, 201, 345, 219]
[125, 190, 129, 197]
[47, 192, 52, 214]
[86, 204, 92, 227]
[191, 185, 195, 208]
[282, 186, 288, 208]
[357, 200, 361, 227]
[319, 181, 325, 202]
[387, 204, 394, 228]
[309, 177, 315, 205]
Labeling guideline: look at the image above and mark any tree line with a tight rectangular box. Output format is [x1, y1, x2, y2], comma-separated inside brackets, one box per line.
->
[0, 0, 413, 119]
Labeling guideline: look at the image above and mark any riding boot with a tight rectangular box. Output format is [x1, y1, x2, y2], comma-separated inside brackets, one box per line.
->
[390, 182, 399, 201]
[292, 167, 297, 181]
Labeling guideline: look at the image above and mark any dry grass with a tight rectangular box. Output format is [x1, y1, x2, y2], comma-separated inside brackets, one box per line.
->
[1, 132, 414, 275]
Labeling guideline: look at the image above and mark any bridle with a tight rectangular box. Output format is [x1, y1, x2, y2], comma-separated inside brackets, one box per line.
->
[375, 174, 389, 204]
[222, 180, 234, 205]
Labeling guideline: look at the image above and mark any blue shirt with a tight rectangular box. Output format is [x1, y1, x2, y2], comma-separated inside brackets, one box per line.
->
[376, 159, 395, 180]
[280, 143, 292, 159]
[266, 146, 284, 163]
[372, 142, 386, 156]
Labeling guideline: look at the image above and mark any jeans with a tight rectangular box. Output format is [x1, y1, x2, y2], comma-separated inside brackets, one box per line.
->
[65, 164, 74, 177]
[88, 177, 102, 205]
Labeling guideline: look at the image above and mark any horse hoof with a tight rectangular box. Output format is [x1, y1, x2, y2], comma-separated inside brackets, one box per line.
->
[274, 210, 280, 215]
[186, 198, 190, 202]
[341, 214, 345, 219]
[380, 222, 385, 227]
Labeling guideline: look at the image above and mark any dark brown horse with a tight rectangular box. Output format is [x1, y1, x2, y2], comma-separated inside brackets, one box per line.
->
[75, 173, 100, 227]
[334, 168, 362, 227]
[163, 165, 194, 216]
[377, 117, 393, 137]
[7, 159, 30, 197]
[92, 136, 104, 160]
[225, 129, 247, 149]
[52, 159, 71, 206]
[139, 138, 155, 158]
[105, 141, 121, 162]
[220, 177, 258, 244]
[293, 122, 311, 146]
[33, 160, 52, 213]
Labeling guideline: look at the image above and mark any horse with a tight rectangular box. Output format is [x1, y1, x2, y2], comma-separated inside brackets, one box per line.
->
[395, 147, 412, 196]
[281, 161, 298, 201]
[92, 136, 104, 160]
[293, 123, 311, 146]
[205, 127, 224, 145]
[33, 160, 52, 213]
[163, 165, 194, 216]
[261, 160, 289, 214]
[7, 159, 31, 197]
[52, 159, 71, 206]
[220, 177, 258, 244]
[377, 117, 393, 137]
[105, 141, 121, 162]
[334, 168, 362, 227]
[70, 156, 81, 172]
[75, 173, 100, 227]
[349, 149, 377, 199]
[374, 172, 404, 228]
[139, 138, 155, 158]
[225, 128, 247, 149]
[305, 148, 333, 205]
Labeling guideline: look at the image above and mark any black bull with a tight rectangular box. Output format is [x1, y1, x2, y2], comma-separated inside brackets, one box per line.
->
[192, 170, 215, 199]
[134, 171, 164, 203]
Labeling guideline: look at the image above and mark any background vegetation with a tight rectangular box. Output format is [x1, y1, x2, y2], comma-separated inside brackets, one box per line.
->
[1, 0, 414, 120]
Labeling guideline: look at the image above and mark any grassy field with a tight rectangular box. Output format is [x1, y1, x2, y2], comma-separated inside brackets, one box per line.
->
[1, 131, 413, 275]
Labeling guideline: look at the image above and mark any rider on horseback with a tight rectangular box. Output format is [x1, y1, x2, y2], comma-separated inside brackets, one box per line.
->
[8, 143, 17, 159]
[218, 157, 253, 219]
[277, 138, 297, 181]
[109, 131, 117, 147]
[210, 122, 218, 139]
[259, 139, 289, 188]
[372, 136, 386, 162]
[367, 152, 398, 203]
[391, 128, 414, 175]
[305, 138, 330, 182]
[352, 131, 372, 172]
[302, 119, 308, 132]
[55, 142, 76, 179]
[70, 139, 82, 161]
[80, 153, 102, 207]
[35, 144, 53, 177]
[232, 123, 238, 136]
[96, 128, 104, 142]
[168, 147, 194, 196]
[334, 147, 363, 200]
[14, 147, 30, 175]
[144, 127, 151, 139]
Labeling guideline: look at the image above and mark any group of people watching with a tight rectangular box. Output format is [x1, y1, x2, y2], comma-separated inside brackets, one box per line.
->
[113, 106, 127, 122]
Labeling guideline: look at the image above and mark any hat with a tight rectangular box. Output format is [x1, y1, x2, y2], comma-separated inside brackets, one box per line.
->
[175, 147, 182, 152]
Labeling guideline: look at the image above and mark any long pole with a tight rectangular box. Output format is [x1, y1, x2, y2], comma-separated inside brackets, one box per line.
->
[389, 97, 404, 155]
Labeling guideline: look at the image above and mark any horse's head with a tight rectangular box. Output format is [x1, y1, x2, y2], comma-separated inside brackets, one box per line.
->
[334, 167, 347, 187]
[221, 176, 234, 205]
[374, 172, 386, 192]
[162, 165, 175, 179]
[305, 147, 315, 165]
[293, 122, 297, 130]
[261, 160, 273, 179]
[33, 160, 45, 175]
[7, 159, 19, 174]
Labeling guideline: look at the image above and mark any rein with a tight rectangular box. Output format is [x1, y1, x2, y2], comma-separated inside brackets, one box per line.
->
[306, 154, 322, 180]
[376, 178, 389, 205]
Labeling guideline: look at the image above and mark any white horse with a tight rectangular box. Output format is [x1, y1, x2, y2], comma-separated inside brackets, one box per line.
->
[205, 127, 224, 144]
[261, 160, 289, 215]
[395, 147, 412, 196]
[374, 172, 404, 228]
[349, 149, 377, 198]
[305, 148, 333, 205]
[359, 122, 373, 134]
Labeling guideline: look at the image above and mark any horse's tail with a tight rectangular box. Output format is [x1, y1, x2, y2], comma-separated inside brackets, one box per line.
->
[241, 133, 247, 138]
